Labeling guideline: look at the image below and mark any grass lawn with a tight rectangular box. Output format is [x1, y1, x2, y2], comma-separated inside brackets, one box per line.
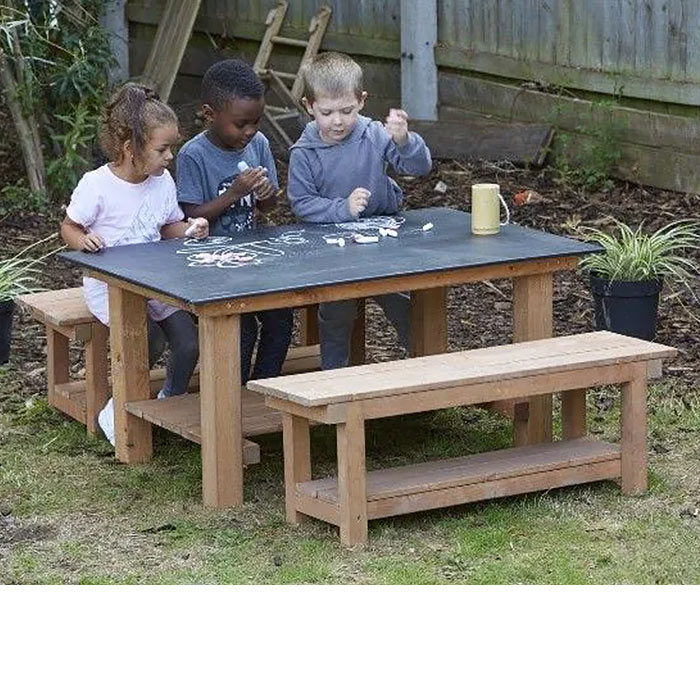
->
[1, 371, 700, 585]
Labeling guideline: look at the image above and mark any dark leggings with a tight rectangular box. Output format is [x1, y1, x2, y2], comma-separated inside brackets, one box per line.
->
[240, 309, 293, 383]
[147, 310, 199, 396]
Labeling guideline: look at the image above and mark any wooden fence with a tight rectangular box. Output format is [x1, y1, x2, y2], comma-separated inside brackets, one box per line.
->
[127, 0, 700, 192]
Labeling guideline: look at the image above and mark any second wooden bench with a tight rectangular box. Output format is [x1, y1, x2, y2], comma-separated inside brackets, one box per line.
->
[248, 331, 676, 547]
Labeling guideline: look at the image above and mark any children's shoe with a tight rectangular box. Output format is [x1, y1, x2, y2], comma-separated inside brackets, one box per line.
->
[98, 397, 115, 447]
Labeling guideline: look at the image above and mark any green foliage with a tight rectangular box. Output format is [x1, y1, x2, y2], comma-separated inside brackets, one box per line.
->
[1, 2, 114, 199]
[578, 218, 700, 284]
[0, 180, 48, 216]
[0, 232, 57, 301]
[550, 100, 623, 191]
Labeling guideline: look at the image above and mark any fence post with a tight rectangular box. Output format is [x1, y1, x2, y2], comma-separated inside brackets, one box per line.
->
[400, 0, 437, 120]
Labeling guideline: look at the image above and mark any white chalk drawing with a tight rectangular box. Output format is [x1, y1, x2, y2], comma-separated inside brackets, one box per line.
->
[335, 216, 405, 232]
[176, 230, 310, 268]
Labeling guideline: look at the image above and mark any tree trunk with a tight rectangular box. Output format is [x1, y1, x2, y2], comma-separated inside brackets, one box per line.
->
[0, 35, 46, 195]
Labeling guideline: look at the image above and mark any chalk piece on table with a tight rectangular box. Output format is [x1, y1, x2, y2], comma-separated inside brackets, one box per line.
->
[386, 229, 398, 238]
[337, 237, 346, 247]
[353, 233, 379, 244]
[422, 222, 434, 231]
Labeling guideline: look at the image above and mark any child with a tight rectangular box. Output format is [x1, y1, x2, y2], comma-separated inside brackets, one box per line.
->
[287, 51, 432, 369]
[61, 83, 209, 446]
[176, 59, 292, 383]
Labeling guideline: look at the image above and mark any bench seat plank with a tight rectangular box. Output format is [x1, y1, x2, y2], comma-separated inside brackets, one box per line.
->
[248, 332, 676, 407]
[298, 437, 620, 503]
[16, 288, 95, 327]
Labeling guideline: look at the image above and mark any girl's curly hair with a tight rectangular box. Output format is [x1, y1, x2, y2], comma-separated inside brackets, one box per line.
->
[99, 83, 178, 163]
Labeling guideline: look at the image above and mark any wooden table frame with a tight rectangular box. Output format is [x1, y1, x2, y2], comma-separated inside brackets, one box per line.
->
[95, 253, 575, 508]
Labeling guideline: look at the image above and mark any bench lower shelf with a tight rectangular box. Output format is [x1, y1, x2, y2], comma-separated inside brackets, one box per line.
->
[295, 438, 621, 525]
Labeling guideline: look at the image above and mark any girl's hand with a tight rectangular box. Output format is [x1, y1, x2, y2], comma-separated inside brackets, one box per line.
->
[82, 232, 105, 253]
[384, 108, 409, 146]
[184, 217, 209, 239]
[347, 187, 371, 217]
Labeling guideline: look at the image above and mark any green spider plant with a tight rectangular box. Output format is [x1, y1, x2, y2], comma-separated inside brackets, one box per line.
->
[578, 218, 700, 285]
[0, 233, 59, 303]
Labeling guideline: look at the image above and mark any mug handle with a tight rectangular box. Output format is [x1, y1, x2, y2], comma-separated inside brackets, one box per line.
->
[498, 194, 511, 226]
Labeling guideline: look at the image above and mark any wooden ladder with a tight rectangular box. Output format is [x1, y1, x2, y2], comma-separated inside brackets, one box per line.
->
[253, 1, 332, 146]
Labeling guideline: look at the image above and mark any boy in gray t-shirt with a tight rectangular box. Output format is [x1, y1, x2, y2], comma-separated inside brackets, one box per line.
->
[176, 59, 292, 382]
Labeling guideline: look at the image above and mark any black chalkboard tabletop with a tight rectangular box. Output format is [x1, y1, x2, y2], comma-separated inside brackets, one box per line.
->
[59, 207, 598, 306]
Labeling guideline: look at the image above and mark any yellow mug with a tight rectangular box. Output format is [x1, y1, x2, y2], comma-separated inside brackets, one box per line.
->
[471, 183, 510, 235]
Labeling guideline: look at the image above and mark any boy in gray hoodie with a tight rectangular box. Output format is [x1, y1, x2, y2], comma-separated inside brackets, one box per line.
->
[287, 51, 432, 369]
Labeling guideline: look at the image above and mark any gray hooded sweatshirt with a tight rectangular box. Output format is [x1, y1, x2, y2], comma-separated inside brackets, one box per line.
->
[287, 115, 432, 223]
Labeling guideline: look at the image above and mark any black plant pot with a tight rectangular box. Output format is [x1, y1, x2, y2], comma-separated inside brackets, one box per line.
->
[0, 299, 14, 364]
[590, 274, 662, 341]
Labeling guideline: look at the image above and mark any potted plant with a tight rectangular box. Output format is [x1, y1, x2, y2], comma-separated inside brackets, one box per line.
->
[0, 236, 55, 364]
[578, 218, 700, 340]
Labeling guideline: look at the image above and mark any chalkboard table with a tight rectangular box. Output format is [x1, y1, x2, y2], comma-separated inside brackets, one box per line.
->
[59, 206, 599, 508]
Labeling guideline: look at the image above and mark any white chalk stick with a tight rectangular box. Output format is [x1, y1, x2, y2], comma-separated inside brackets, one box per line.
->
[237, 161, 250, 173]
[184, 221, 199, 237]
[337, 238, 346, 247]
[422, 222, 434, 231]
[386, 229, 398, 238]
[353, 233, 379, 244]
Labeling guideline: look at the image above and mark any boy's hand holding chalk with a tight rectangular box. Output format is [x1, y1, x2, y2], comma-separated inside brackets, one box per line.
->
[183, 217, 209, 239]
[236, 159, 276, 201]
[81, 230, 105, 253]
[347, 187, 371, 218]
[384, 108, 409, 146]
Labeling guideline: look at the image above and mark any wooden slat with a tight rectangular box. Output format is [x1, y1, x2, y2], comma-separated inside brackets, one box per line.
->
[337, 403, 368, 547]
[125, 388, 287, 441]
[366, 459, 620, 520]
[562, 388, 587, 440]
[247, 332, 676, 407]
[140, 0, 202, 102]
[412, 119, 554, 167]
[298, 438, 620, 503]
[54, 343, 321, 401]
[253, 1, 289, 73]
[621, 364, 647, 495]
[46, 327, 69, 410]
[17, 287, 94, 327]
[84, 321, 109, 435]
[410, 287, 447, 357]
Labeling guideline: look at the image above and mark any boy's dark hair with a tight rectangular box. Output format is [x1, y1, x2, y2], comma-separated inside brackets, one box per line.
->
[99, 82, 177, 163]
[202, 59, 264, 109]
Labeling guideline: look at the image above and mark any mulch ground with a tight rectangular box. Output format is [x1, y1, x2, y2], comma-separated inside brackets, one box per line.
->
[2, 97, 700, 404]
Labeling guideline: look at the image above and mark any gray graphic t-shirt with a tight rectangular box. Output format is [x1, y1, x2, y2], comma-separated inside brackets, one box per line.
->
[176, 131, 278, 236]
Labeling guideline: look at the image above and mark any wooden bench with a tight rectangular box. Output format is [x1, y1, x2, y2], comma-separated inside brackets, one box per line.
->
[248, 331, 676, 547]
[17, 287, 322, 466]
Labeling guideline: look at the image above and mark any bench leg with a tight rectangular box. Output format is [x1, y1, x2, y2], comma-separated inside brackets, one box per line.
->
[513, 273, 553, 445]
[621, 366, 648, 495]
[46, 327, 69, 409]
[282, 412, 311, 525]
[562, 389, 587, 440]
[84, 321, 109, 435]
[337, 404, 367, 547]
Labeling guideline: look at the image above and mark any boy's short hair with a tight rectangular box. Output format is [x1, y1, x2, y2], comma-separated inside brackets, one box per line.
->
[302, 52, 364, 102]
[201, 59, 264, 109]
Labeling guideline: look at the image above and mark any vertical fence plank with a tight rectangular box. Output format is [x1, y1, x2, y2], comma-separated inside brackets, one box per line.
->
[538, 0, 555, 64]
[554, 0, 571, 66]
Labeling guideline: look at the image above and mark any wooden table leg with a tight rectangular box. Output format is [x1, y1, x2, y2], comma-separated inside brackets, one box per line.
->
[282, 412, 311, 525]
[299, 305, 319, 345]
[108, 287, 152, 463]
[337, 403, 367, 547]
[349, 298, 366, 366]
[621, 364, 648, 495]
[199, 314, 242, 508]
[513, 273, 553, 445]
[410, 287, 447, 357]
